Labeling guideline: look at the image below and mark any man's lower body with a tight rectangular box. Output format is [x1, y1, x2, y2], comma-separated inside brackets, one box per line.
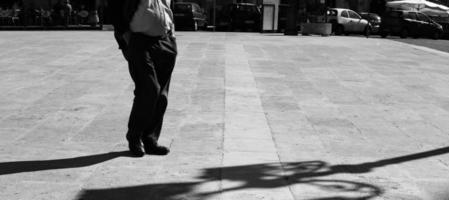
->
[124, 32, 177, 157]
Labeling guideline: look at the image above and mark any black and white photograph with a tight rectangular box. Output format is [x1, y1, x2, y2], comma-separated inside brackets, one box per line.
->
[1, 0, 449, 199]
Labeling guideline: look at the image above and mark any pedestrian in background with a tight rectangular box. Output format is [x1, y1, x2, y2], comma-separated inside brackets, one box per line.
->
[60, 0, 72, 26]
[108, 0, 177, 157]
[87, 10, 99, 27]
[77, 5, 88, 25]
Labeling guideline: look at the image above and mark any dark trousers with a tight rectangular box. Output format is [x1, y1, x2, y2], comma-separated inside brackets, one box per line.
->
[124, 33, 177, 145]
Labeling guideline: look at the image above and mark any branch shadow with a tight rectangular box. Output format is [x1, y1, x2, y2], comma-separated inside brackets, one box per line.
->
[0, 151, 131, 175]
[76, 146, 449, 200]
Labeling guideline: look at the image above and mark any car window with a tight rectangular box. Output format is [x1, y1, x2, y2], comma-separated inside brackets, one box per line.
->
[406, 12, 417, 20]
[348, 11, 361, 19]
[234, 4, 258, 13]
[247, 5, 257, 13]
[341, 11, 349, 18]
[417, 13, 430, 22]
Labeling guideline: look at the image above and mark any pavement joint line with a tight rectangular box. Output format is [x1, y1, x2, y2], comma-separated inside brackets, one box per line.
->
[248, 54, 297, 200]
[262, 110, 299, 200]
[223, 43, 296, 199]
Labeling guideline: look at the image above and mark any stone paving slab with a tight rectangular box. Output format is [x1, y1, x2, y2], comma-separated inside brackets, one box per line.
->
[0, 31, 449, 200]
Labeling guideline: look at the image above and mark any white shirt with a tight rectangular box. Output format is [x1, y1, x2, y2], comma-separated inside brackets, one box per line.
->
[130, 0, 175, 37]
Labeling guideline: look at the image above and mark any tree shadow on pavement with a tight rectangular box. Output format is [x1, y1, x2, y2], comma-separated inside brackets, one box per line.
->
[77, 146, 449, 200]
[0, 151, 131, 175]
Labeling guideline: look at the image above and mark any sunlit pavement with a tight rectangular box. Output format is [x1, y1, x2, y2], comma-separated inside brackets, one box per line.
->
[1, 31, 449, 200]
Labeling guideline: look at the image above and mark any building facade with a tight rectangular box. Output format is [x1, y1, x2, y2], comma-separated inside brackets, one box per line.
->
[0, 0, 105, 28]
[2, 0, 448, 29]
[17, 0, 103, 11]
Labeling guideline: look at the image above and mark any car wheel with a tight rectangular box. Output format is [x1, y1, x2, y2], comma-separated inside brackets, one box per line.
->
[335, 25, 344, 35]
[400, 29, 408, 38]
[364, 26, 371, 37]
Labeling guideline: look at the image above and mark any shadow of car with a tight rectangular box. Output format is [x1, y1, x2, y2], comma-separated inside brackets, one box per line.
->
[173, 2, 207, 31]
[380, 10, 443, 39]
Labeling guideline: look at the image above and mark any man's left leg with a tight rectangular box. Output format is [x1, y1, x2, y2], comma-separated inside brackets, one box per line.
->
[142, 35, 177, 155]
[142, 79, 171, 154]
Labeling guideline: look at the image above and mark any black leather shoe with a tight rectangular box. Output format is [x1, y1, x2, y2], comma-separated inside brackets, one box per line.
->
[143, 143, 170, 155]
[128, 142, 144, 157]
[126, 133, 144, 157]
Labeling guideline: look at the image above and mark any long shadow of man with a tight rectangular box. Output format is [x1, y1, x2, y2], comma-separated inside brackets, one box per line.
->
[0, 151, 130, 175]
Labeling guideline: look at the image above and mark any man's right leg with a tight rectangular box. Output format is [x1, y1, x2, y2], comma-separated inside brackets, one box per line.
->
[122, 48, 145, 157]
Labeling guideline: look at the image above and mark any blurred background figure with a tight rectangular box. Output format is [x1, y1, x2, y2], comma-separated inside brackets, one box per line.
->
[0, 7, 11, 25]
[40, 7, 52, 26]
[60, 0, 72, 26]
[11, 2, 21, 25]
[87, 9, 99, 27]
[77, 5, 88, 25]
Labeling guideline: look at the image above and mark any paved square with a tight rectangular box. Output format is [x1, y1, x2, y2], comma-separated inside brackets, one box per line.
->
[1, 31, 449, 200]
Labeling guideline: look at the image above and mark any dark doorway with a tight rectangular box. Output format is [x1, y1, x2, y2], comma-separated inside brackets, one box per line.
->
[278, 3, 288, 32]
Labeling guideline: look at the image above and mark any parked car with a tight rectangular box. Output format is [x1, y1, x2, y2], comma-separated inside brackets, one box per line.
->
[173, 2, 207, 31]
[359, 12, 381, 34]
[217, 3, 261, 32]
[431, 17, 449, 38]
[326, 8, 372, 36]
[379, 10, 443, 39]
